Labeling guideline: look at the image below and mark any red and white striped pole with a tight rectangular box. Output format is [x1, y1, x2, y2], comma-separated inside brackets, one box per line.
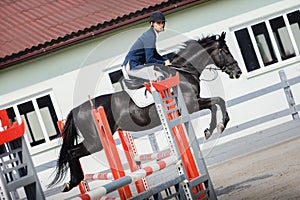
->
[134, 149, 171, 162]
[84, 172, 114, 181]
[72, 156, 177, 200]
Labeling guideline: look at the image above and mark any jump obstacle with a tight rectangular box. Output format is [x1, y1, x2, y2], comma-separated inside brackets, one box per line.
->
[0, 109, 45, 200]
[67, 72, 216, 200]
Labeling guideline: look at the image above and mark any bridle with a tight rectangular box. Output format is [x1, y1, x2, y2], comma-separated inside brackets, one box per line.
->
[217, 47, 238, 72]
[170, 40, 238, 81]
[199, 45, 238, 81]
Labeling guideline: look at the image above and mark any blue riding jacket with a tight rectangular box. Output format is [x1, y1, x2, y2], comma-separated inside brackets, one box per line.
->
[123, 28, 167, 69]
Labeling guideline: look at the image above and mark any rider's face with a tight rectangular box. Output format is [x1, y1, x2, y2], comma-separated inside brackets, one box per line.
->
[152, 21, 165, 33]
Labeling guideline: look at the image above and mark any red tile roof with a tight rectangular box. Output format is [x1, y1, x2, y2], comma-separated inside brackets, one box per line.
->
[0, 0, 201, 68]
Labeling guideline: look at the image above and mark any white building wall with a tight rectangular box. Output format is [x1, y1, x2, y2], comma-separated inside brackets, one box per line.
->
[0, 0, 299, 198]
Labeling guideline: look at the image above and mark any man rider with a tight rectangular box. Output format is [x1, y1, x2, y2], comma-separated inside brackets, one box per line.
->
[122, 11, 171, 81]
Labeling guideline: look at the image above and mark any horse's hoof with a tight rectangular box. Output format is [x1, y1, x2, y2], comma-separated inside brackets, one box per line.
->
[204, 128, 211, 140]
[217, 123, 225, 133]
[61, 182, 72, 192]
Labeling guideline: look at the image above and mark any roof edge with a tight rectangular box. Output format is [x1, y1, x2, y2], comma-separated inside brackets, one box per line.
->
[0, 0, 202, 69]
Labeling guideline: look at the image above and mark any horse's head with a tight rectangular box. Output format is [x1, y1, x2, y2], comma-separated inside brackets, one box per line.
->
[171, 32, 242, 79]
[209, 32, 242, 79]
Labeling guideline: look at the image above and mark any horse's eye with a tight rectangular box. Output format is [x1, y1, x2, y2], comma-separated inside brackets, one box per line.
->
[222, 48, 229, 54]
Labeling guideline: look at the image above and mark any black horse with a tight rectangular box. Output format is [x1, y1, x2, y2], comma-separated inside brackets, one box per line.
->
[49, 32, 242, 192]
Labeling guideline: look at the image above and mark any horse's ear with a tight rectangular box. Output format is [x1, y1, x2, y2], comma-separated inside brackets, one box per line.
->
[220, 32, 226, 40]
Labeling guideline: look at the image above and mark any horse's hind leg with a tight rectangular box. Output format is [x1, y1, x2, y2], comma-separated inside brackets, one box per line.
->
[62, 158, 83, 192]
[62, 143, 89, 192]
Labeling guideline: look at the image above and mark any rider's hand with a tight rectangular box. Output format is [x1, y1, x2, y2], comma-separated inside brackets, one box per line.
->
[164, 60, 171, 66]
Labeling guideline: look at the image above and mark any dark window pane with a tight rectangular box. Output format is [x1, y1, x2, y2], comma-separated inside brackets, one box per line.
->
[18, 101, 34, 115]
[0, 107, 15, 126]
[109, 70, 123, 84]
[109, 70, 124, 91]
[252, 22, 278, 66]
[287, 10, 300, 52]
[6, 107, 16, 123]
[270, 16, 295, 60]
[234, 28, 260, 72]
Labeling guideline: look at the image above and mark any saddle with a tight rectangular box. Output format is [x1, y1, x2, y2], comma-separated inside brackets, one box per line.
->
[123, 65, 170, 89]
[122, 77, 154, 108]
[123, 76, 148, 90]
[122, 65, 171, 108]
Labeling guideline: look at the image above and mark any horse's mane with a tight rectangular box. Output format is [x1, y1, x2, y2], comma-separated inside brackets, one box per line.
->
[170, 34, 220, 75]
[179, 34, 219, 53]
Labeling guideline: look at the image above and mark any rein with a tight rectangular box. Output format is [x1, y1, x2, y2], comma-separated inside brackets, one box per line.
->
[200, 66, 219, 81]
[171, 60, 237, 82]
[171, 64, 219, 82]
[170, 65, 199, 80]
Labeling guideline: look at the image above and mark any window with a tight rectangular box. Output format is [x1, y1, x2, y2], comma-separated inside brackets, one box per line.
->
[109, 69, 124, 91]
[2, 93, 60, 147]
[234, 9, 300, 73]
[234, 29, 260, 72]
[37, 95, 60, 140]
[18, 101, 46, 146]
[252, 22, 278, 66]
[287, 10, 300, 51]
[270, 16, 295, 60]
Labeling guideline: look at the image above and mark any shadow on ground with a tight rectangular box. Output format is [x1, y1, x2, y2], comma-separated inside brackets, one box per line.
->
[216, 174, 273, 196]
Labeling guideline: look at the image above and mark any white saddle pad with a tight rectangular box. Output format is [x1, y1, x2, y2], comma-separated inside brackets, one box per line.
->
[123, 82, 154, 108]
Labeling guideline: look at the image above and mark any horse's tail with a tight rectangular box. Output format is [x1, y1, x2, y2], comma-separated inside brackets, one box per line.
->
[48, 110, 79, 187]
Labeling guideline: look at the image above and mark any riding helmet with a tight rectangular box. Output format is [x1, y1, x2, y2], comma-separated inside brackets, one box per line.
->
[149, 11, 166, 22]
